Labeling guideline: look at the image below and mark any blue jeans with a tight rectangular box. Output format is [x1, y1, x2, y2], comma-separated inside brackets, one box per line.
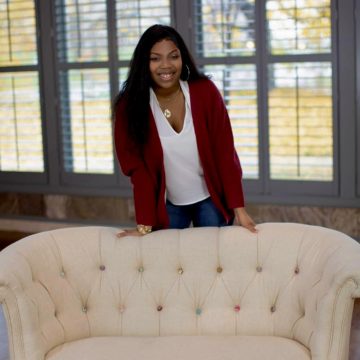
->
[166, 197, 228, 229]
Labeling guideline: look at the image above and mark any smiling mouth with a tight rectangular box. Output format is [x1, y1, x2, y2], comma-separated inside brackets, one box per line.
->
[159, 72, 175, 81]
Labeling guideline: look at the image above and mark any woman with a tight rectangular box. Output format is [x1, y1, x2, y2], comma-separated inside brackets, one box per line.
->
[113, 24, 257, 236]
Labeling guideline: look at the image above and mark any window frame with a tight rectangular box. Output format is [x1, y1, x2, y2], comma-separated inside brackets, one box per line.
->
[356, 0, 360, 198]
[0, 0, 48, 185]
[0, 0, 358, 208]
[189, 0, 339, 198]
[53, 0, 118, 188]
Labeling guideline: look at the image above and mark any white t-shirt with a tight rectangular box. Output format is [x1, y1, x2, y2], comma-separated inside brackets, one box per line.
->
[150, 80, 210, 205]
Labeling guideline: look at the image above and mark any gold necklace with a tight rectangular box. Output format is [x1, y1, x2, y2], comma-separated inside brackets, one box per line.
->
[157, 87, 181, 119]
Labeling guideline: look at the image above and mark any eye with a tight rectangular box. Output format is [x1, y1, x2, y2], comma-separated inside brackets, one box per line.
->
[150, 56, 159, 62]
[171, 54, 180, 59]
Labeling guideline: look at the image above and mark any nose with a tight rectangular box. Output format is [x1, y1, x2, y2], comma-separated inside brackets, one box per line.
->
[160, 57, 171, 68]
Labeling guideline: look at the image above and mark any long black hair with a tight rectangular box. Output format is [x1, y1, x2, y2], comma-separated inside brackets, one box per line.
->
[113, 24, 208, 145]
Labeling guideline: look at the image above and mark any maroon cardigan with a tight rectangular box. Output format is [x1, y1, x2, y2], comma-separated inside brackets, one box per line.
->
[114, 78, 245, 229]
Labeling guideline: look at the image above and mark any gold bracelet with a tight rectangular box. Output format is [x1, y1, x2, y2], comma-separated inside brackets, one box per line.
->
[136, 224, 152, 235]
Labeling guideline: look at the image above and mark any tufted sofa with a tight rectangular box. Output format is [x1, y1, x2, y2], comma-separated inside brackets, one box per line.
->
[1, 223, 360, 360]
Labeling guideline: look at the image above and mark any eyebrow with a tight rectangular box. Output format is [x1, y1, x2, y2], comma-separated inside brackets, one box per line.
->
[150, 49, 180, 56]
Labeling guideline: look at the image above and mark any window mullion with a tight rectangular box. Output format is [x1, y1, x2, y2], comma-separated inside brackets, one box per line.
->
[37, 0, 61, 186]
[357, 0, 360, 198]
[254, 0, 269, 195]
[337, 0, 357, 199]
[106, 0, 123, 186]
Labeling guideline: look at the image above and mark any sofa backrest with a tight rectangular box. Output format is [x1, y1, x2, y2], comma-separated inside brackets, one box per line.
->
[0, 223, 358, 357]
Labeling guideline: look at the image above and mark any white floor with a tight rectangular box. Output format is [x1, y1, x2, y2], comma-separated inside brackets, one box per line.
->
[0, 306, 9, 360]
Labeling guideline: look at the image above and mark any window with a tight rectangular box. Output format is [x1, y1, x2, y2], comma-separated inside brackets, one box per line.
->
[206, 64, 259, 179]
[266, 0, 333, 182]
[195, 0, 259, 180]
[194, 0, 334, 187]
[0, 0, 358, 207]
[0, 0, 44, 173]
[268, 62, 333, 181]
[55, 0, 113, 174]
[116, 0, 170, 61]
[116, 0, 171, 95]
[55, 0, 171, 176]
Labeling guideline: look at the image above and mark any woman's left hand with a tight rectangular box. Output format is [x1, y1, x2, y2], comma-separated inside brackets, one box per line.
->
[116, 228, 143, 238]
[234, 207, 258, 233]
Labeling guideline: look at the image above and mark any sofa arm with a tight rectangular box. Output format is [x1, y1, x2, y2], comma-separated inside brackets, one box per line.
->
[0, 243, 46, 360]
[309, 234, 360, 360]
[350, 298, 360, 360]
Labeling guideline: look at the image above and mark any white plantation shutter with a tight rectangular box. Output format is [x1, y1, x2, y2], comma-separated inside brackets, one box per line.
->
[194, 0, 333, 182]
[56, 0, 108, 62]
[55, 0, 114, 174]
[267, 0, 331, 55]
[116, 0, 171, 61]
[205, 64, 258, 179]
[0, 0, 44, 172]
[195, 0, 256, 57]
[267, 0, 333, 181]
[59, 69, 113, 173]
[0, 0, 37, 66]
[268, 62, 333, 181]
[55, 0, 171, 175]
[116, 0, 171, 89]
[194, 0, 258, 179]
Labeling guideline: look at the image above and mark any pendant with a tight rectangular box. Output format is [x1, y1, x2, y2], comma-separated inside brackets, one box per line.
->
[163, 109, 171, 118]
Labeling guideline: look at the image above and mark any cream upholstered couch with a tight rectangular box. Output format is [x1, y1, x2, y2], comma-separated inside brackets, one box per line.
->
[0, 223, 360, 360]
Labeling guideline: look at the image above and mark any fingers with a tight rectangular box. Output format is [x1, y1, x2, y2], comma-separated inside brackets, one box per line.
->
[246, 223, 258, 233]
[116, 229, 142, 238]
[233, 215, 258, 233]
[116, 231, 127, 238]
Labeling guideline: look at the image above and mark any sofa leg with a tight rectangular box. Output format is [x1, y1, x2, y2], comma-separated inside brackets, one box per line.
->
[0, 305, 9, 360]
[350, 298, 360, 359]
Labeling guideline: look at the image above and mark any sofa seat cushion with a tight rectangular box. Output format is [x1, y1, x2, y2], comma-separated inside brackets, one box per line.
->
[46, 335, 310, 360]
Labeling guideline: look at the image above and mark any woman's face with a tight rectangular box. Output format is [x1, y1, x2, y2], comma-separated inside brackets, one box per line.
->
[149, 39, 182, 91]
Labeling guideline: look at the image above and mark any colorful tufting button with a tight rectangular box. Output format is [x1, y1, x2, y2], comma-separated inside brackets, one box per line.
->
[294, 266, 300, 274]
[270, 305, 276, 313]
[99, 265, 106, 271]
[82, 306, 88, 313]
[256, 266, 263, 273]
[178, 267, 184, 275]
[157, 305, 163, 312]
[234, 305, 241, 312]
[138, 266, 144, 273]
[217, 266, 223, 273]
[196, 308, 202, 315]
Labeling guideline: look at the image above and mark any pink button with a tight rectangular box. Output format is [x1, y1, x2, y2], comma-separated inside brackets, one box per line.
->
[234, 305, 241, 312]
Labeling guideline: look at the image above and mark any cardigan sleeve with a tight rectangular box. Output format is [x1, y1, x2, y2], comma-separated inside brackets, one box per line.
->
[114, 100, 157, 225]
[207, 80, 245, 209]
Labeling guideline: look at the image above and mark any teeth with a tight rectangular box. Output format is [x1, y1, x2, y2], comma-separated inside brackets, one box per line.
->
[160, 73, 172, 80]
